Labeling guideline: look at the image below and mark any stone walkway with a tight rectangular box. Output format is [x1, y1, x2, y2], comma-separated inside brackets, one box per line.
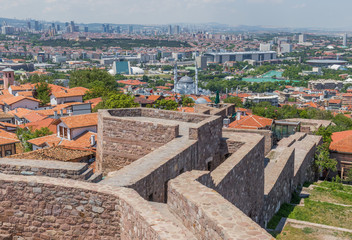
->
[285, 218, 352, 234]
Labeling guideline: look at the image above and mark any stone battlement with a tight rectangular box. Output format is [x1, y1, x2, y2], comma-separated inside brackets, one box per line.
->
[0, 109, 323, 239]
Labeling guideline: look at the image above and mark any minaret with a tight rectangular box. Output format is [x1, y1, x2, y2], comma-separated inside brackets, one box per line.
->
[195, 61, 199, 95]
[174, 62, 178, 93]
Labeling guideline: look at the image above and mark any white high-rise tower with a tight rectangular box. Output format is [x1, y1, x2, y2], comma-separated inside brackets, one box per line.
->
[174, 62, 178, 93]
[343, 33, 348, 46]
[195, 61, 199, 95]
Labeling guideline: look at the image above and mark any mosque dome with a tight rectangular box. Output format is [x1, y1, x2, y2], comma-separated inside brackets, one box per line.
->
[195, 98, 208, 104]
[178, 76, 194, 83]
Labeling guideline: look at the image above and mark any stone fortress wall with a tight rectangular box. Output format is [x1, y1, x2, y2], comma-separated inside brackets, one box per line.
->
[0, 108, 322, 239]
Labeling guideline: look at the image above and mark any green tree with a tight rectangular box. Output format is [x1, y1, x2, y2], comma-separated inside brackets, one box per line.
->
[150, 99, 178, 110]
[16, 127, 53, 152]
[34, 81, 52, 105]
[93, 93, 138, 111]
[181, 96, 195, 107]
[315, 144, 337, 180]
[223, 96, 243, 107]
[69, 68, 117, 92]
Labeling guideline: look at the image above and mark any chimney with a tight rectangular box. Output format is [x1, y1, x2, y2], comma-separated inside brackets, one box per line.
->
[60, 109, 63, 116]
[54, 110, 57, 118]
[15, 108, 17, 113]
[236, 111, 241, 121]
[223, 118, 230, 128]
[90, 135, 96, 146]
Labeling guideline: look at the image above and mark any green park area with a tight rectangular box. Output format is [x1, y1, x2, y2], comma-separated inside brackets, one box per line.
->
[269, 181, 352, 239]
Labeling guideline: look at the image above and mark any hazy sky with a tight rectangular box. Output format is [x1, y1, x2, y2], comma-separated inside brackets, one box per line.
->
[1, 0, 351, 28]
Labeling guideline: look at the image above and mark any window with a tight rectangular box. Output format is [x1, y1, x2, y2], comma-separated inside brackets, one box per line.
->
[5, 150, 12, 156]
[207, 161, 212, 171]
[59, 126, 64, 137]
[64, 127, 68, 139]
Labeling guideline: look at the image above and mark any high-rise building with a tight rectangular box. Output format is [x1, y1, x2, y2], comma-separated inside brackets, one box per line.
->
[343, 33, 348, 46]
[174, 25, 180, 35]
[34, 21, 39, 31]
[196, 56, 207, 70]
[259, 43, 272, 51]
[27, 21, 31, 29]
[57, 25, 60, 31]
[84, 26, 89, 33]
[51, 23, 55, 30]
[299, 34, 306, 43]
[168, 25, 172, 35]
[279, 43, 292, 54]
[128, 25, 133, 34]
[116, 26, 121, 34]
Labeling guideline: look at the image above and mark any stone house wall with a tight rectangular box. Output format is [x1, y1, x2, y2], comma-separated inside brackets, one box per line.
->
[168, 171, 273, 240]
[263, 148, 295, 226]
[97, 112, 179, 174]
[223, 128, 273, 155]
[199, 133, 265, 225]
[0, 174, 194, 240]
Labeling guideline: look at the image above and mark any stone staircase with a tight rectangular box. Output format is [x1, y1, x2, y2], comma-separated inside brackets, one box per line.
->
[0, 158, 103, 183]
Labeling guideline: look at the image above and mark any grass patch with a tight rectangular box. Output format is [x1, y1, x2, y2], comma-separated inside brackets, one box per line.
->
[276, 223, 352, 240]
[267, 203, 295, 229]
[303, 181, 313, 188]
[288, 199, 352, 229]
[290, 191, 301, 205]
[311, 186, 352, 205]
[318, 181, 352, 194]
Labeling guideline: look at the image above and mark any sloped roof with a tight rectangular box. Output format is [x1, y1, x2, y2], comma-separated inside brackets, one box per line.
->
[229, 114, 273, 129]
[61, 131, 97, 149]
[27, 134, 61, 147]
[84, 97, 103, 109]
[2, 96, 40, 106]
[60, 113, 98, 129]
[8, 146, 93, 162]
[52, 89, 86, 98]
[0, 129, 20, 145]
[23, 112, 47, 122]
[20, 118, 59, 133]
[8, 108, 33, 118]
[330, 130, 352, 153]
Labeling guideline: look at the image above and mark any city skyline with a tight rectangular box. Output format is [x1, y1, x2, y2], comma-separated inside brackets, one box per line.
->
[1, 0, 352, 29]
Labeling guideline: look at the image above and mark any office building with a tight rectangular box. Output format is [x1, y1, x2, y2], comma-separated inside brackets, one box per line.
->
[279, 43, 292, 54]
[168, 25, 172, 35]
[343, 33, 348, 46]
[245, 95, 279, 107]
[34, 21, 39, 31]
[27, 21, 31, 29]
[128, 25, 133, 34]
[174, 25, 180, 35]
[84, 26, 89, 33]
[113, 61, 131, 75]
[299, 34, 306, 43]
[196, 56, 207, 70]
[259, 44, 272, 51]
[1, 26, 15, 35]
[204, 51, 277, 64]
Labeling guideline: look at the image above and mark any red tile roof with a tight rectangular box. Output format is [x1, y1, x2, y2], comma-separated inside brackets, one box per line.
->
[84, 97, 103, 109]
[20, 118, 59, 133]
[229, 114, 273, 129]
[23, 112, 47, 122]
[0, 129, 20, 145]
[61, 131, 97, 149]
[27, 134, 61, 147]
[117, 80, 147, 86]
[2, 96, 40, 105]
[60, 113, 98, 129]
[330, 130, 352, 153]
